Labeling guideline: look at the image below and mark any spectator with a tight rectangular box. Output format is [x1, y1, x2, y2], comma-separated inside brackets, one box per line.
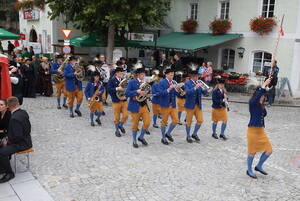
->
[0, 41, 4, 54]
[160, 53, 168, 69]
[204, 61, 213, 86]
[148, 55, 156, 75]
[265, 60, 279, 106]
[7, 41, 15, 55]
[173, 54, 182, 72]
[198, 62, 207, 80]
[21, 48, 30, 59]
[9, 66, 23, 105]
[120, 57, 128, 72]
[0, 99, 11, 140]
[29, 46, 34, 60]
[38, 57, 53, 97]
[0, 96, 32, 183]
[21, 58, 36, 98]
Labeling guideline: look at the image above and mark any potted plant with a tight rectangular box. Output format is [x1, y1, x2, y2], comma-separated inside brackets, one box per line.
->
[209, 18, 232, 35]
[181, 19, 198, 34]
[250, 17, 277, 35]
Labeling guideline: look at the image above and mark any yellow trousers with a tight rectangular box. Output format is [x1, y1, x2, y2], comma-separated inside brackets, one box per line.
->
[55, 81, 67, 98]
[177, 97, 186, 112]
[152, 103, 161, 115]
[131, 105, 150, 131]
[89, 101, 104, 112]
[161, 106, 178, 127]
[185, 105, 203, 126]
[67, 87, 83, 107]
[112, 101, 129, 124]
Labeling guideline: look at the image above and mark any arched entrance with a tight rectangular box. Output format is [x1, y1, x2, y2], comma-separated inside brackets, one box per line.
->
[29, 29, 38, 42]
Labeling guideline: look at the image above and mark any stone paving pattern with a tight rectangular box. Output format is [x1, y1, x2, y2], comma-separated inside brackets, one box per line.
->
[21, 95, 300, 201]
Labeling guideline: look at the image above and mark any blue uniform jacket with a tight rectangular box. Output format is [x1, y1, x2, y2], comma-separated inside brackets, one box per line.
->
[126, 79, 141, 113]
[64, 64, 82, 91]
[184, 80, 207, 110]
[248, 88, 267, 127]
[84, 82, 105, 101]
[212, 88, 225, 109]
[158, 78, 177, 108]
[50, 62, 59, 74]
[108, 77, 124, 103]
[151, 83, 161, 105]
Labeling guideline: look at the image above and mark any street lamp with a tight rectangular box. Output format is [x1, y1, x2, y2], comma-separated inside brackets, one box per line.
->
[237, 47, 245, 58]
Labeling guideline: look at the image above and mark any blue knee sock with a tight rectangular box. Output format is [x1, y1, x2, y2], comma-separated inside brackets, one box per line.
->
[185, 125, 191, 137]
[153, 115, 158, 125]
[192, 124, 201, 137]
[76, 104, 80, 111]
[220, 123, 227, 136]
[115, 124, 120, 133]
[178, 112, 182, 122]
[96, 112, 101, 120]
[57, 98, 61, 106]
[63, 97, 67, 105]
[69, 107, 73, 114]
[90, 112, 94, 122]
[119, 121, 123, 127]
[160, 126, 166, 140]
[212, 123, 217, 134]
[256, 152, 271, 170]
[166, 124, 176, 136]
[139, 129, 146, 140]
[132, 131, 137, 144]
[247, 155, 255, 175]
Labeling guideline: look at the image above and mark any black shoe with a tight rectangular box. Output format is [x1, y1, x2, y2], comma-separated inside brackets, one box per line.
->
[118, 125, 125, 134]
[133, 143, 139, 148]
[178, 122, 183, 125]
[161, 139, 169, 145]
[166, 135, 174, 142]
[62, 104, 68, 109]
[70, 113, 75, 118]
[158, 115, 162, 119]
[220, 135, 227, 141]
[212, 133, 218, 139]
[102, 111, 106, 116]
[115, 131, 121, 137]
[145, 130, 150, 135]
[103, 102, 108, 106]
[0, 173, 15, 183]
[95, 119, 102, 125]
[91, 122, 95, 127]
[138, 138, 148, 146]
[57, 105, 61, 109]
[186, 137, 193, 143]
[246, 171, 257, 179]
[153, 124, 159, 128]
[192, 135, 200, 142]
[254, 167, 268, 175]
[74, 110, 82, 117]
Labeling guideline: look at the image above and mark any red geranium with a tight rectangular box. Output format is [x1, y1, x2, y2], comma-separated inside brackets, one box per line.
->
[209, 18, 232, 35]
[250, 17, 277, 35]
[181, 19, 199, 34]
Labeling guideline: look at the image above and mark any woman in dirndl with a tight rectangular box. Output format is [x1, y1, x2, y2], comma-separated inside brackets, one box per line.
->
[246, 78, 273, 179]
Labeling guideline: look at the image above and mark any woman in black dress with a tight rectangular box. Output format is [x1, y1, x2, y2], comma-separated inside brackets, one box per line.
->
[39, 57, 53, 96]
[0, 99, 11, 140]
[21, 58, 36, 98]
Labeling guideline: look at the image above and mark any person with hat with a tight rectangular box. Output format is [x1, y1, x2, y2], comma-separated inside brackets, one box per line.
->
[151, 70, 163, 128]
[84, 71, 105, 126]
[38, 56, 53, 97]
[158, 67, 178, 145]
[184, 69, 208, 143]
[211, 79, 228, 140]
[125, 67, 150, 148]
[21, 57, 36, 98]
[50, 54, 68, 109]
[176, 73, 188, 125]
[9, 66, 23, 105]
[108, 67, 129, 137]
[64, 56, 83, 118]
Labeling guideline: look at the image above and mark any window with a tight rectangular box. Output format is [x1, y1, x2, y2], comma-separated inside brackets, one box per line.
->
[262, 0, 275, 18]
[222, 49, 235, 69]
[220, 1, 230, 19]
[252, 51, 272, 72]
[190, 3, 198, 20]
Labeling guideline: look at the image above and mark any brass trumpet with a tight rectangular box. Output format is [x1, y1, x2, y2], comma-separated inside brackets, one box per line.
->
[196, 79, 210, 90]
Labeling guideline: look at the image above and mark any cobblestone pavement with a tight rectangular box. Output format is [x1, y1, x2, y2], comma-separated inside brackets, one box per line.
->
[22, 95, 300, 201]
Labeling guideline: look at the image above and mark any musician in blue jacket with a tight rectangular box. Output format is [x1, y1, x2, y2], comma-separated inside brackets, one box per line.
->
[64, 56, 83, 118]
[184, 69, 208, 143]
[151, 70, 163, 128]
[108, 67, 129, 137]
[126, 67, 150, 148]
[50, 54, 67, 109]
[246, 78, 273, 179]
[159, 67, 178, 145]
[84, 71, 105, 127]
[211, 79, 228, 140]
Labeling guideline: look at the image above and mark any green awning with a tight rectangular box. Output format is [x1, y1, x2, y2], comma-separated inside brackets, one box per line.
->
[70, 33, 142, 47]
[0, 29, 20, 40]
[140, 32, 242, 51]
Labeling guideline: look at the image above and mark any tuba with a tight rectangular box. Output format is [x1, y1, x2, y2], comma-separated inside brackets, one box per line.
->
[116, 74, 134, 100]
[136, 75, 159, 102]
[74, 57, 85, 81]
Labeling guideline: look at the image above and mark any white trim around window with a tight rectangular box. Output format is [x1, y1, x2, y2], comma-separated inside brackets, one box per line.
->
[218, 0, 230, 19]
[188, 2, 199, 20]
[250, 50, 272, 73]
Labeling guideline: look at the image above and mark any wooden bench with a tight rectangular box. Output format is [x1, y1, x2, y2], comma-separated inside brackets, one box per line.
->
[13, 148, 34, 173]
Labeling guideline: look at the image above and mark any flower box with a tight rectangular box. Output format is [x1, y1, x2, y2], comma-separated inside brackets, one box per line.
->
[181, 19, 198, 34]
[250, 17, 277, 35]
[209, 18, 232, 35]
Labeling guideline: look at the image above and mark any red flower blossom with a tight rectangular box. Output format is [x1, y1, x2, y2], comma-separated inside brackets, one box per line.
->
[250, 17, 277, 35]
[209, 18, 232, 35]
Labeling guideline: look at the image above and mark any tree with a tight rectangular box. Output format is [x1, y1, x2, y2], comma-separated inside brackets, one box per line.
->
[46, 0, 171, 63]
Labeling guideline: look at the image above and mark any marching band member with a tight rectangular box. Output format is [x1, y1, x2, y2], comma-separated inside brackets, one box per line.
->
[184, 69, 208, 143]
[176, 72, 187, 125]
[159, 67, 178, 145]
[84, 71, 105, 126]
[151, 70, 163, 128]
[211, 79, 228, 140]
[64, 56, 83, 118]
[108, 67, 129, 137]
[126, 67, 150, 148]
[50, 54, 67, 109]
[246, 78, 273, 179]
